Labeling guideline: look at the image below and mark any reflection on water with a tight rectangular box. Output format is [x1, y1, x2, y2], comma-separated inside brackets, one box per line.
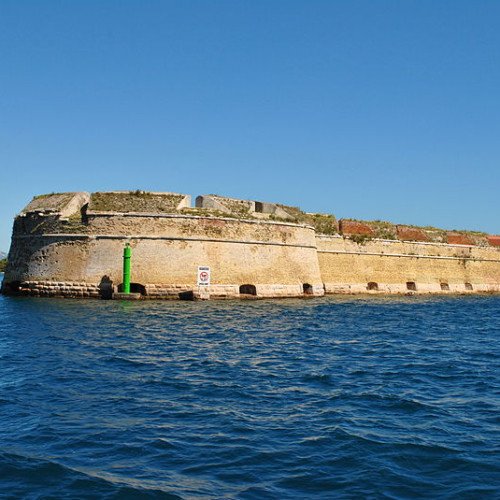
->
[0, 293, 499, 498]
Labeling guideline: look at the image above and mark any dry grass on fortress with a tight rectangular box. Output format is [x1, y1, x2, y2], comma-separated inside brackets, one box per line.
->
[89, 191, 184, 213]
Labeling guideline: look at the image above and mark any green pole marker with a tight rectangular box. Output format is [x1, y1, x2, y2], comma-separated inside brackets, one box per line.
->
[123, 244, 131, 294]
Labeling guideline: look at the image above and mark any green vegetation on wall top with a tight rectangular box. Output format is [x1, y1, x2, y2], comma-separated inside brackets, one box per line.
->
[89, 191, 184, 213]
[16, 191, 495, 245]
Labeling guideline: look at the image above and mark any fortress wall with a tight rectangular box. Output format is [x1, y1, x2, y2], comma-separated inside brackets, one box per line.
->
[3, 214, 324, 298]
[317, 236, 500, 294]
[85, 212, 308, 242]
[3, 191, 499, 299]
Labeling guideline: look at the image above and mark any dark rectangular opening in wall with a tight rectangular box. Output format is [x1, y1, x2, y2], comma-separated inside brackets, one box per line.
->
[440, 283, 450, 291]
[254, 202, 263, 213]
[465, 282, 473, 290]
[81, 203, 89, 223]
[367, 282, 378, 291]
[179, 290, 195, 300]
[303, 283, 313, 295]
[406, 281, 417, 291]
[240, 284, 257, 296]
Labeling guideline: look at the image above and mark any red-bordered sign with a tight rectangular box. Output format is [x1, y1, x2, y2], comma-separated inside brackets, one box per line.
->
[197, 266, 211, 286]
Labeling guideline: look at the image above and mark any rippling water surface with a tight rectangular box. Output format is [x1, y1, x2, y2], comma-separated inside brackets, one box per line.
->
[1, 283, 499, 498]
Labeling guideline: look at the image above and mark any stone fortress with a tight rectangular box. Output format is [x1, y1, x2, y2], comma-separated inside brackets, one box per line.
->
[1, 191, 499, 299]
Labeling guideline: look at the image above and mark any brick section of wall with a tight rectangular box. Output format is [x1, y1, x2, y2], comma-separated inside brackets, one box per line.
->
[144, 284, 324, 299]
[144, 284, 194, 298]
[488, 235, 500, 247]
[397, 226, 430, 242]
[144, 284, 240, 299]
[7, 281, 101, 298]
[447, 232, 475, 245]
[339, 220, 374, 236]
[323, 281, 500, 294]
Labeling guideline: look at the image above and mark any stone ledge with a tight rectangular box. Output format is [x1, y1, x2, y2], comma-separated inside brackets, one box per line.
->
[3, 280, 498, 299]
[323, 282, 500, 294]
[113, 292, 142, 300]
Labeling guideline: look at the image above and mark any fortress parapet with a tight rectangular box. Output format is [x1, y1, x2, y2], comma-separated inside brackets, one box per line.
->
[2, 191, 499, 299]
[195, 195, 296, 221]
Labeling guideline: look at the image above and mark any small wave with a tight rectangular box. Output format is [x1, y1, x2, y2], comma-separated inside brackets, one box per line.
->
[301, 373, 333, 385]
[0, 450, 182, 499]
[100, 355, 157, 369]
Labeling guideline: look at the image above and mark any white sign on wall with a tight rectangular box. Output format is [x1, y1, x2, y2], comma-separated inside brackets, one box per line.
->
[197, 266, 211, 286]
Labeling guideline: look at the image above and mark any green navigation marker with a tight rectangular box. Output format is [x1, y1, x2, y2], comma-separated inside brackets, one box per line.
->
[123, 244, 131, 294]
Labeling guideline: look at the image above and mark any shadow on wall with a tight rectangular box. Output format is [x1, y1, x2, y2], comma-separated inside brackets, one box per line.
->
[117, 282, 146, 295]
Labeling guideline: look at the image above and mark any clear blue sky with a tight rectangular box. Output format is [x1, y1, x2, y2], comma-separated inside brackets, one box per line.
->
[1, 0, 499, 251]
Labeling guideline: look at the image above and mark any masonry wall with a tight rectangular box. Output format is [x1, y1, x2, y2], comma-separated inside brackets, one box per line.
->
[317, 235, 500, 294]
[3, 213, 324, 298]
[3, 191, 500, 299]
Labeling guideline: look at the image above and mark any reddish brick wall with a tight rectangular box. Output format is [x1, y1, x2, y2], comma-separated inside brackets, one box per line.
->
[339, 220, 374, 236]
[488, 235, 500, 247]
[447, 232, 475, 245]
[396, 226, 430, 242]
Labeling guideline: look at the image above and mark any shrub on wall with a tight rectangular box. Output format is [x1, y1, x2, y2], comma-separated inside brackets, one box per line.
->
[303, 213, 338, 235]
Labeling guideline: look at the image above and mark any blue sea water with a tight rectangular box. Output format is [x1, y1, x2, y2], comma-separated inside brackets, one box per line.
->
[0, 279, 499, 498]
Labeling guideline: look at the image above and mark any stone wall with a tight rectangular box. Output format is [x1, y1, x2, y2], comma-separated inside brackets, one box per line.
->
[3, 212, 324, 299]
[21, 192, 90, 217]
[2, 191, 500, 299]
[317, 235, 500, 294]
[11, 280, 101, 298]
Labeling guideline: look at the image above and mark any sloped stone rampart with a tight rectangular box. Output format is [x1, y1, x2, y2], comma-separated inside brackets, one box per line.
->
[21, 192, 90, 217]
[89, 191, 190, 213]
[195, 195, 255, 216]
